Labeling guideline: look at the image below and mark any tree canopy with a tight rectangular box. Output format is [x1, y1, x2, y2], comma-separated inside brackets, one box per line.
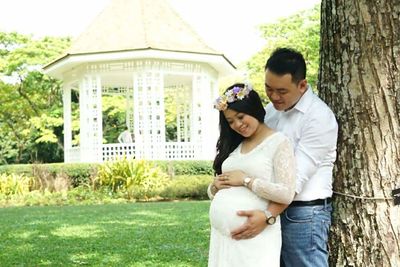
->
[245, 4, 320, 102]
[0, 32, 71, 164]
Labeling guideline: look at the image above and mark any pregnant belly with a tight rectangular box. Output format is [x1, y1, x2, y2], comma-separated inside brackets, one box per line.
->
[209, 187, 267, 236]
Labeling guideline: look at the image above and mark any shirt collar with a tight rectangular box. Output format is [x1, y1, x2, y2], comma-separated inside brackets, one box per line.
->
[285, 85, 313, 114]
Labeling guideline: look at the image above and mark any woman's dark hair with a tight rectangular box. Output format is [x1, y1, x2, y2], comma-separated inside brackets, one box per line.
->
[213, 83, 265, 174]
[264, 47, 306, 84]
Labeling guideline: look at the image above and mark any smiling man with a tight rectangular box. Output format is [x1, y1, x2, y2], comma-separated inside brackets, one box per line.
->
[231, 48, 338, 267]
[265, 71, 307, 112]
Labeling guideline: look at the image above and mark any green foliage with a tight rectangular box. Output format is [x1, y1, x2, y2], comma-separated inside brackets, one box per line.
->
[0, 32, 71, 164]
[0, 162, 99, 187]
[0, 164, 33, 176]
[154, 160, 214, 176]
[0, 131, 18, 165]
[160, 175, 211, 200]
[0, 33, 70, 75]
[29, 165, 72, 193]
[101, 95, 127, 144]
[164, 86, 178, 141]
[0, 186, 125, 207]
[0, 160, 213, 188]
[246, 4, 321, 102]
[0, 173, 34, 196]
[0, 161, 212, 206]
[0, 172, 211, 206]
[30, 114, 63, 143]
[95, 159, 170, 199]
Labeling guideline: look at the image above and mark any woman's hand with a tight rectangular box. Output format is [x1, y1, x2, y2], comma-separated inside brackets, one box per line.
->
[212, 175, 231, 191]
[216, 170, 246, 187]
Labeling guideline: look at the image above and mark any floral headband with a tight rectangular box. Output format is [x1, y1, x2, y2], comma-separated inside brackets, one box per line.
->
[213, 84, 253, 111]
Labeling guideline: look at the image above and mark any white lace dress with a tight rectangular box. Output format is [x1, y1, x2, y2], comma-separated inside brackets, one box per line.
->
[208, 132, 296, 267]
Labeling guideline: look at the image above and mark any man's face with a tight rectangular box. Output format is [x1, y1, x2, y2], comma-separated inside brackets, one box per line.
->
[264, 69, 307, 111]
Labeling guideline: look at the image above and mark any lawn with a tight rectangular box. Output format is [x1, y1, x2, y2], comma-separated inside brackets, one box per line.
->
[0, 201, 211, 266]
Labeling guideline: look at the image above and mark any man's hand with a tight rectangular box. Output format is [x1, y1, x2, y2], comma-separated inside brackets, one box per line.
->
[230, 210, 267, 240]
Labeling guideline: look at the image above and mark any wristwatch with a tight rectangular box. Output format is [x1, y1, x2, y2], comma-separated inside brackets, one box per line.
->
[243, 177, 252, 187]
[264, 210, 276, 225]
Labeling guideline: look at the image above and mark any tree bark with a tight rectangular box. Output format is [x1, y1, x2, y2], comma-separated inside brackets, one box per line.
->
[319, 0, 400, 266]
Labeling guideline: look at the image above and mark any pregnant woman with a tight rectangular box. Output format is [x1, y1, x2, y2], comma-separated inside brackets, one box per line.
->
[207, 83, 296, 267]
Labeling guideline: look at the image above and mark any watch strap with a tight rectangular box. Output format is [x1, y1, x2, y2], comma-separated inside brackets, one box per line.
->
[243, 177, 251, 187]
[264, 210, 276, 225]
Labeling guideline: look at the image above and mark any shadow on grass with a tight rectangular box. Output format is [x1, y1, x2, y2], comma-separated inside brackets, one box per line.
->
[0, 201, 211, 266]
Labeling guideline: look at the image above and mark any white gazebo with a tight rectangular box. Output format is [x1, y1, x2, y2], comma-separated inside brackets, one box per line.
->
[43, 0, 236, 163]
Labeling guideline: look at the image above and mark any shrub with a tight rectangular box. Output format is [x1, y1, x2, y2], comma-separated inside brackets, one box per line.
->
[154, 160, 214, 176]
[0, 164, 32, 176]
[95, 159, 170, 200]
[0, 173, 34, 196]
[53, 163, 98, 187]
[160, 175, 211, 200]
[0, 161, 213, 185]
[0, 160, 213, 206]
[0, 163, 98, 187]
[28, 164, 71, 193]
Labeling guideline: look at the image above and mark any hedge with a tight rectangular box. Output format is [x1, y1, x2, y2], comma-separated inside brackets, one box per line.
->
[0, 160, 214, 187]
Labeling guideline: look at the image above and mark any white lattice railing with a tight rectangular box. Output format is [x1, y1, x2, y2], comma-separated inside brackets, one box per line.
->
[164, 142, 198, 159]
[66, 142, 206, 162]
[101, 142, 202, 161]
[65, 147, 81, 163]
[102, 143, 136, 161]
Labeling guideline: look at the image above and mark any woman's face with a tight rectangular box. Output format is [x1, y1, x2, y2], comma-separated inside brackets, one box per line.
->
[223, 109, 260, 138]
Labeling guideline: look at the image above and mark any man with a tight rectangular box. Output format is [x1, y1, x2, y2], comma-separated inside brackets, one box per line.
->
[231, 48, 338, 266]
[118, 127, 133, 143]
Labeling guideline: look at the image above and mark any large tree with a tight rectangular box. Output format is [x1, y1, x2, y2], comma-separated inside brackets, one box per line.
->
[318, 0, 400, 265]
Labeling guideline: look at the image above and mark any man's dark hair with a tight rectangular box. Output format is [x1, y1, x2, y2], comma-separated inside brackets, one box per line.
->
[264, 47, 306, 84]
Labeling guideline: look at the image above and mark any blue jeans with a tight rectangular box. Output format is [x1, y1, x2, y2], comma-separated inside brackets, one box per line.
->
[280, 202, 332, 267]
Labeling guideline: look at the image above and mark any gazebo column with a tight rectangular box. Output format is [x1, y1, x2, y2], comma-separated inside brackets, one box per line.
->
[63, 84, 73, 162]
[79, 74, 103, 162]
[192, 74, 217, 159]
[126, 87, 134, 133]
[202, 77, 219, 159]
[191, 75, 205, 159]
[133, 70, 166, 159]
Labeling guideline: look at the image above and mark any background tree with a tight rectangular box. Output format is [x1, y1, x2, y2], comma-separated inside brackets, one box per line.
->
[245, 4, 320, 102]
[318, 0, 400, 265]
[102, 95, 127, 144]
[0, 32, 70, 163]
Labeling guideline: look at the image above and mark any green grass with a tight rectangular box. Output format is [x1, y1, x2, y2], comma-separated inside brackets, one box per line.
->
[0, 201, 211, 266]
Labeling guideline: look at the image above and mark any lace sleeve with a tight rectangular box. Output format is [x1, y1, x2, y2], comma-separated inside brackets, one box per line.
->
[251, 138, 296, 204]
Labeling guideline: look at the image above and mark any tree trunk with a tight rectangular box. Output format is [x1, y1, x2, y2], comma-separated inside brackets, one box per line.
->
[319, 0, 400, 266]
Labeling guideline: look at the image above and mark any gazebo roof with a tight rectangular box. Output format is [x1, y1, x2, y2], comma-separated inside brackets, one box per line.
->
[44, 0, 236, 78]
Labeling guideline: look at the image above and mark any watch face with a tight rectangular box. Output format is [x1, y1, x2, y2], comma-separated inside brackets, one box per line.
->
[267, 216, 276, 225]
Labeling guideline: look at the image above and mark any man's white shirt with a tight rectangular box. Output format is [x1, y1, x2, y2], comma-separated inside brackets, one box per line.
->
[264, 86, 338, 201]
[118, 130, 133, 143]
